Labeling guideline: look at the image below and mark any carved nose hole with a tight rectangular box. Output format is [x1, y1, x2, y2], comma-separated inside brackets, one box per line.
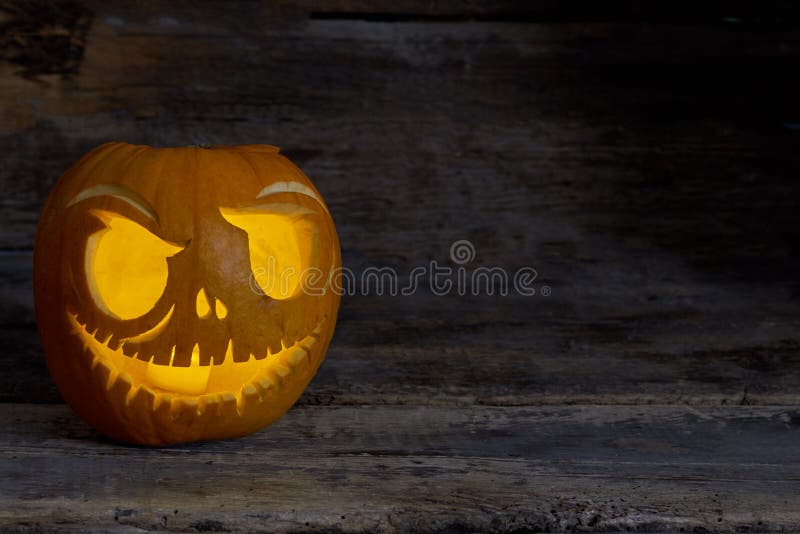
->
[196, 288, 211, 318]
[215, 298, 228, 319]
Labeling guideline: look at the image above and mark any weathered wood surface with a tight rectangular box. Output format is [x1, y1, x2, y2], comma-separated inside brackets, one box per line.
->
[3, 1, 800, 270]
[2, 0, 800, 531]
[2, 403, 800, 532]
[4, 246, 799, 407]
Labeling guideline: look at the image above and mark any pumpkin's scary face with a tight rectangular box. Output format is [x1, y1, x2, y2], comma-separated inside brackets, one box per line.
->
[34, 143, 340, 445]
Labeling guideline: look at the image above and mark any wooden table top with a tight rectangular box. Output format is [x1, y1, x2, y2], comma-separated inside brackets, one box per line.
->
[1, 1, 799, 531]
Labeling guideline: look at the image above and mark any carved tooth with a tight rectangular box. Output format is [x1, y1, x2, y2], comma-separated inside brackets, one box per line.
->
[264, 363, 290, 386]
[254, 377, 275, 396]
[222, 339, 235, 364]
[170, 397, 199, 422]
[198, 393, 220, 416]
[299, 335, 317, 352]
[171, 344, 192, 367]
[150, 346, 172, 366]
[169, 397, 183, 420]
[110, 372, 134, 405]
[127, 384, 155, 412]
[152, 393, 174, 433]
[92, 358, 113, 387]
[95, 329, 113, 345]
[153, 393, 171, 413]
[262, 369, 281, 386]
[71, 324, 83, 339]
[219, 393, 238, 417]
[267, 340, 282, 356]
[105, 368, 119, 390]
[104, 368, 119, 390]
[286, 346, 310, 368]
[232, 339, 252, 364]
[238, 384, 260, 412]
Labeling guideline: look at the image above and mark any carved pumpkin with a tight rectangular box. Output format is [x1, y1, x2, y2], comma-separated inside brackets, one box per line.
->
[34, 143, 340, 445]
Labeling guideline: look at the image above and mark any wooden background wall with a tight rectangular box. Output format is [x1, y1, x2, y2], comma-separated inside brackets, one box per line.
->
[1, 1, 800, 531]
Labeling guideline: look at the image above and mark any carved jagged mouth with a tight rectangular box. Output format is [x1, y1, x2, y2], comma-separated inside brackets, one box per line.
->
[68, 312, 325, 407]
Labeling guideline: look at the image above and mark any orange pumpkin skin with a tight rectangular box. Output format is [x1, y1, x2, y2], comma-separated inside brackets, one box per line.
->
[34, 143, 340, 445]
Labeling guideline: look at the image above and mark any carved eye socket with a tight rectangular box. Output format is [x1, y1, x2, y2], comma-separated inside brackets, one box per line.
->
[85, 210, 185, 320]
[220, 203, 320, 300]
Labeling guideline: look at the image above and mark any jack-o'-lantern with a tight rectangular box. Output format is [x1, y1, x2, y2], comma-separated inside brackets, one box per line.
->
[34, 142, 340, 445]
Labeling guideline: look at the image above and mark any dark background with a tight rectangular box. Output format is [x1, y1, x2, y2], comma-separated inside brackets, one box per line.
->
[1, 1, 800, 531]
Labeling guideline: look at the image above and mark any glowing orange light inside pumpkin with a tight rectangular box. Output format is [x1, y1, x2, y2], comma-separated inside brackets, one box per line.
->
[85, 210, 184, 320]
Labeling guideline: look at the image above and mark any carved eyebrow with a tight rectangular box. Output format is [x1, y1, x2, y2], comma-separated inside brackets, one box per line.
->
[256, 181, 328, 212]
[67, 184, 158, 223]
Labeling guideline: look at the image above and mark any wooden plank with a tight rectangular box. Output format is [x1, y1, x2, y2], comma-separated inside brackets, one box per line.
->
[1, 403, 799, 531]
[0, 251, 33, 325]
[269, 1, 800, 22]
[4, 10, 800, 410]
[2, 4, 800, 273]
[4, 6, 800, 406]
[4, 247, 799, 405]
[3, 5, 800, 530]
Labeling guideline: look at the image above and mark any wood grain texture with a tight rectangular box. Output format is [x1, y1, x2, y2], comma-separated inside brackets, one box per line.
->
[2, 0, 800, 531]
[3, 2, 800, 271]
[4, 245, 799, 406]
[2, 403, 800, 532]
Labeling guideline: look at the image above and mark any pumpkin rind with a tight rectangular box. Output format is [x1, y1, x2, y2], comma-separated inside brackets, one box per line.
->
[34, 143, 340, 445]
